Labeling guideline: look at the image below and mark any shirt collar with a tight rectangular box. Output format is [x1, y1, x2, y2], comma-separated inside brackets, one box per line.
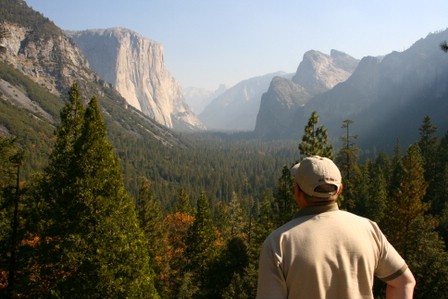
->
[294, 201, 339, 218]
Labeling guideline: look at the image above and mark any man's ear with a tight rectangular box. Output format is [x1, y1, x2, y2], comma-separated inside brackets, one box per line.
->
[337, 184, 344, 195]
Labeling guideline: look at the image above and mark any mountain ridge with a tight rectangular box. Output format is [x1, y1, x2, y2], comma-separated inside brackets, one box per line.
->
[67, 28, 205, 131]
[254, 49, 359, 139]
[199, 71, 290, 131]
[0, 0, 186, 149]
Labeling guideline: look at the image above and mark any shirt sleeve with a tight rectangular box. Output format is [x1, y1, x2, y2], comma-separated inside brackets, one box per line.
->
[256, 237, 288, 299]
[372, 222, 408, 281]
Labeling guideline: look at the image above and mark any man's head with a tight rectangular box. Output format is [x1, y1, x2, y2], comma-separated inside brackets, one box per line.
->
[291, 156, 342, 202]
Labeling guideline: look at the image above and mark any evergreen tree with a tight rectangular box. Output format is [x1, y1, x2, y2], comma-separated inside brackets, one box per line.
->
[207, 237, 249, 299]
[271, 165, 296, 227]
[383, 144, 448, 299]
[32, 92, 159, 297]
[298, 111, 333, 159]
[335, 119, 360, 210]
[417, 115, 441, 213]
[175, 188, 194, 215]
[185, 192, 218, 298]
[437, 131, 448, 245]
[0, 136, 24, 297]
[215, 192, 245, 241]
[135, 180, 169, 297]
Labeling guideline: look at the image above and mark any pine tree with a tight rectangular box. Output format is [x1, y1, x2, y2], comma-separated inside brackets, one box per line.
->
[271, 165, 296, 227]
[38, 83, 85, 235]
[135, 180, 169, 297]
[207, 237, 249, 299]
[215, 192, 245, 241]
[0, 136, 24, 297]
[437, 131, 448, 245]
[185, 192, 218, 297]
[336, 119, 360, 210]
[383, 144, 448, 299]
[298, 111, 333, 159]
[417, 115, 441, 213]
[32, 92, 159, 298]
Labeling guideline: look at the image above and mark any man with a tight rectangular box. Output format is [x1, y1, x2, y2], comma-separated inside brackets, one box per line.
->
[256, 156, 415, 299]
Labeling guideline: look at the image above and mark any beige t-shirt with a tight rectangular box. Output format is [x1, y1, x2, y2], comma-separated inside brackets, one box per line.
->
[256, 203, 407, 299]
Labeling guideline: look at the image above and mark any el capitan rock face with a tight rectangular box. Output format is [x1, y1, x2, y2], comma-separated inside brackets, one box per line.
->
[68, 28, 204, 131]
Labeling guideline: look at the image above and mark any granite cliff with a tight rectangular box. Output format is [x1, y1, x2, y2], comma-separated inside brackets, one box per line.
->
[0, 0, 185, 147]
[305, 30, 448, 150]
[68, 28, 204, 131]
[254, 50, 359, 138]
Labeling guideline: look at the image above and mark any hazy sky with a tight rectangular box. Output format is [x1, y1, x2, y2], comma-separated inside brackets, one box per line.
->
[25, 0, 448, 90]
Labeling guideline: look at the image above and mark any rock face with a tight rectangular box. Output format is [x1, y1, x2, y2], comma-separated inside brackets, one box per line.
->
[306, 30, 448, 150]
[0, 22, 94, 96]
[254, 50, 359, 138]
[0, 1, 186, 148]
[68, 28, 204, 131]
[199, 72, 289, 131]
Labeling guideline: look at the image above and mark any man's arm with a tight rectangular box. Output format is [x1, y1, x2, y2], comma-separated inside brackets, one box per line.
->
[256, 241, 287, 299]
[385, 268, 416, 299]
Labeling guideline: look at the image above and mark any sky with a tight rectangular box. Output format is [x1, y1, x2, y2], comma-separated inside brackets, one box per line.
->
[25, 0, 448, 91]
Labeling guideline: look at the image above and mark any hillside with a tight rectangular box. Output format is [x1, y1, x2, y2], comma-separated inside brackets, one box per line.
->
[0, 0, 297, 204]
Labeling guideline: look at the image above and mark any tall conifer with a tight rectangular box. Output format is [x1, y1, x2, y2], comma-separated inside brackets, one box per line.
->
[417, 115, 440, 213]
[272, 165, 296, 226]
[298, 111, 333, 159]
[383, 144, 448, 298]
[34, 89, 159, 298]
[185, 192, 218, 297]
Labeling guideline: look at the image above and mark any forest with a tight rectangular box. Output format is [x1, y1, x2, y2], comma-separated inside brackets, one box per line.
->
[1, 83, 448, 299]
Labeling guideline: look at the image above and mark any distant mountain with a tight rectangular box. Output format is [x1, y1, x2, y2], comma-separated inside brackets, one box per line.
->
[183, 84, 227, 115]
[254, 50, 359, 138]
[199, 72, 291, 131]
[305, 29, 448, 152]
[254, 30, 448, 153]
[67, 28, 204, 132]
[0, 0, 185, 149]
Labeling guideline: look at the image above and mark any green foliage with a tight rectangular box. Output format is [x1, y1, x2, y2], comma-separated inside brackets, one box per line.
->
[298, 111, 333, 159]
[0, 136, 24, 297]
[0, 0, 61, 38]
[185, 192, 218, 297]
[336, 119, 361, 209]
[28, 86, 159, 298]
[135, 180, 169, 297]
[271, 165, 296, 227]
[1, 67, 448, 298]
[0, 61, 63, 179]
[207, 237, 249, 299]
[381, 144, 448, 298]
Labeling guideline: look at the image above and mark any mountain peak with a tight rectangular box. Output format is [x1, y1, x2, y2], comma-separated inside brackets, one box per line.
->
[68, 28, 204, 131]
[292, 50, 359, 95]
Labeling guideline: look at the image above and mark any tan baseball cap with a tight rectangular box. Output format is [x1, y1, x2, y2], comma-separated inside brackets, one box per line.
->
[290, 156, 342, 199]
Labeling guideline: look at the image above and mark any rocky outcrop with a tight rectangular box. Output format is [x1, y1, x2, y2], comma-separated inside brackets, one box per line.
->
[0, 1, 186, 148]
[292, 49, 358, 94]
[68, 28, 204, 131]
[305, 30, 448, 150]
[254, 50, 359, 138]
[0, 22, 94, 95]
